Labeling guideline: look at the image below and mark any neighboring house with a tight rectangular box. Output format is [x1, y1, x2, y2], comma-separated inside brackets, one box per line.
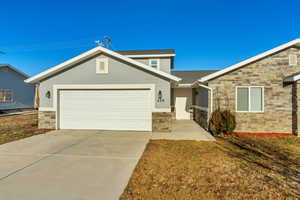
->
[197, 38, 300, 135]
[0, 64, 35, 110]
[25, 48, 181, 131]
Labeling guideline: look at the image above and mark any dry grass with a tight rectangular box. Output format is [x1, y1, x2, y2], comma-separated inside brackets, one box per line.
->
[0, 113, 37, 128]
[121, 136, 300, 200]
[0, 114, 50, 145]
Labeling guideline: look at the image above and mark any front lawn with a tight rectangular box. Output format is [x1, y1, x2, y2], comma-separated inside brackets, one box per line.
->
[0, 114, 50, 145]
[121, 136, 300, 200]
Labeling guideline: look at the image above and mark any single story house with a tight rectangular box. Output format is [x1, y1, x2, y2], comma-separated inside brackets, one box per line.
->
[25, 38, 300, 135]
[0, 64, 35, 111]
[196, 38, 300, 136]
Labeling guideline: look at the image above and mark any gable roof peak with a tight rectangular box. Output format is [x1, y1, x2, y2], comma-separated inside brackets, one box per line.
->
[25, 46, 181, 83]
[199, 38, 300, 82]
[0, 64, 29, 78]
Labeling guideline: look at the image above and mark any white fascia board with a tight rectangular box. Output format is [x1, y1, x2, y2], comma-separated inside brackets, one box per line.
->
[125, 54, 176, 58]
[293, 74, 300, 81]
[25, 47, 101, 83]
[25, 46, 181, 83]
[199, 38, 300, 82]
[173, 83, 193, 88]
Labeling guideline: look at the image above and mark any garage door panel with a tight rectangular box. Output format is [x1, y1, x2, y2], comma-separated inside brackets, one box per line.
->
[59, 90, 152, 131]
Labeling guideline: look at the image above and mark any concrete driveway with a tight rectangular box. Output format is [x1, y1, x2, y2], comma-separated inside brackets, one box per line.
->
[0, 130, 150, 200]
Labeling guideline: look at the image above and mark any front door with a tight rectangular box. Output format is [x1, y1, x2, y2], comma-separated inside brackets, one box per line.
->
[175, 97, 191, 120]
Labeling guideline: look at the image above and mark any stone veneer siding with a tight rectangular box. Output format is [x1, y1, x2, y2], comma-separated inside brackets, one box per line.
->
[38, 111, 172, 132]
[38, 111, 56, 129]
[152, 112, 172, 132]
[208, 47, 300, 134]
[193, 108, 208, 130]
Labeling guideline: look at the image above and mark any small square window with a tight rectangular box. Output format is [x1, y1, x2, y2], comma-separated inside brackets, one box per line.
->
[96, 58, 108, 74]
[0, 89, 13, 102]
[149, 59, 160, 69]
[289, 54, 297, 66]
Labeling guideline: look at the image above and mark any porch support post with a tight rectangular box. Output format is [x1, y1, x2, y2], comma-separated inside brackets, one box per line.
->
[292, 82, 297, 135]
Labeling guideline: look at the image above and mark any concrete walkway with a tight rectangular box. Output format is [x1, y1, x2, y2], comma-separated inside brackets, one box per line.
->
[151, 120, 215, 141]
[0, 130, 150, 200]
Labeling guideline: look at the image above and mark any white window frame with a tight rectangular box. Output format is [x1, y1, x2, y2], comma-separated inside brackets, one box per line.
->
[96, 58, 109, 74]
[235, 86, 264, 113]
[149, 59, 160, 70]
[0, 89, 13, 103]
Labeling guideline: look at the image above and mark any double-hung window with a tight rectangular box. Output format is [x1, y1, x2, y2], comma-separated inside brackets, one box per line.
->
[149, 59, 160, 69]
[0, 90, 13, 102]
[236, 86, 264, 112]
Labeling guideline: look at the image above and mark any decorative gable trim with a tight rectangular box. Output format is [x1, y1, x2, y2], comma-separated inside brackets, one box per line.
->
[96, 58, 108, 74]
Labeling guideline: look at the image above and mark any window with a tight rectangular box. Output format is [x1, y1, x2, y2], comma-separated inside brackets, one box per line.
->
[96, 58, 108, 74]
[236, 86, 264, 112]
[289, 54, 298, 66]
[149, 59, 160, 69]
[0, 90, 12, 102]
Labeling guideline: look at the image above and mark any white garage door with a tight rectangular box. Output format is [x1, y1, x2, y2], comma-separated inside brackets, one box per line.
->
[59, 89, 152, 131]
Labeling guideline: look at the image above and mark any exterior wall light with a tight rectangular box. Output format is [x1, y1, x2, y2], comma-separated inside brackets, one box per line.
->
[45, 91, 51, 99]
[157, 90, 164, 102]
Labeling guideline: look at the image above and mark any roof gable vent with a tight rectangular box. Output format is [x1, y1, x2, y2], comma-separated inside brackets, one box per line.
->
[289, 54, 298, 66]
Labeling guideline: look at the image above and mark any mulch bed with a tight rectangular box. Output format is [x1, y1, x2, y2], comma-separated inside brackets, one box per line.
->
[234, 132, 296, 138]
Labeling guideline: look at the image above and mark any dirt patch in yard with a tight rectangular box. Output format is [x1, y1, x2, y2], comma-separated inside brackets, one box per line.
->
[0, 113, 38, 128]
[0, 114, 50, 145]
[121, 137, 300, 200]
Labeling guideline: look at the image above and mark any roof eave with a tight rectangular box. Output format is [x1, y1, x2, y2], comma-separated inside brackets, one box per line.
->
[0, 64, 29, 79]
[199, 38, 300, 82]
[25, 46, 181, 83]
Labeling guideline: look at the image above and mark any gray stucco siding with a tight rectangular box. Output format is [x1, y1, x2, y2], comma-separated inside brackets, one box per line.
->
[133, 57, 171, 73]
[0, 67, 35, 110]
[39, 53, 171, 109]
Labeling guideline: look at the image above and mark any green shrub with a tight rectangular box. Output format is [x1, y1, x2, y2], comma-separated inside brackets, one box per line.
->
[209, 109, 236, 136]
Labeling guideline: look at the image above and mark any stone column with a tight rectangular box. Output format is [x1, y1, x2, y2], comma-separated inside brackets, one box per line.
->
[296, 81, 300, 136]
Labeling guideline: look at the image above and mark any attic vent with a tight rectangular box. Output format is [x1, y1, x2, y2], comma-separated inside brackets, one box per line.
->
[96, 58, 108, 74]
[289, 54, 297, 66]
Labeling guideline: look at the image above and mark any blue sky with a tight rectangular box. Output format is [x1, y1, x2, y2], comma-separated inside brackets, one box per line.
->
[1, 0, 300, 76]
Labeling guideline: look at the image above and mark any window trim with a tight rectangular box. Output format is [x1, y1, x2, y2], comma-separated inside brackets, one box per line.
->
[0, 89, 13, 103]
[289, 54, 298, 66]
[96, 58, 109, 74]
[235, 86, 264, 113]
[149, 59, 160, 70]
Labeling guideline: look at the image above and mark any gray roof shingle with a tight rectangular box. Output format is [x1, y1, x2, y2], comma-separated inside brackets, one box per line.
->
[171, 70, 219, 84]
[116, 49, 175, 55]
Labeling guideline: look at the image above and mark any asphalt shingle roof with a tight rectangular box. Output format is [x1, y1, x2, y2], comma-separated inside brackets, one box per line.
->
[171, 70, 219, 84]
[116, 49, 175, 55]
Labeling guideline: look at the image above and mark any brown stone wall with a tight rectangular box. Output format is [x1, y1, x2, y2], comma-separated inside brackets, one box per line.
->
[152, 112, 172, 132]
[193, 108, 208, 130]
[208, 47, 300, 134]
[38, 111, 56, 129]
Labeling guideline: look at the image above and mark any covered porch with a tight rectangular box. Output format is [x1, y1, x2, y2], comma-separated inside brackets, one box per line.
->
[170, 70, 216, 130]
